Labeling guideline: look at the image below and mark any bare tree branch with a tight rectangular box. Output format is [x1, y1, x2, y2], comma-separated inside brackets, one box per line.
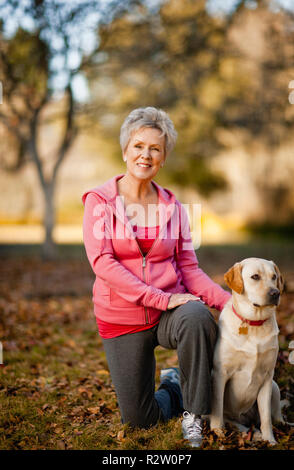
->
[52, 83, 76, 183]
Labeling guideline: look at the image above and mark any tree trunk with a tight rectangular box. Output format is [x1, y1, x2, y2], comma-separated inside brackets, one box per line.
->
[42, 182, 57, 259]
[27, 86, 75, 259]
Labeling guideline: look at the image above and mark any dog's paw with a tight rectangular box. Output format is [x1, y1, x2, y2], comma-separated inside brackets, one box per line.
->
[251, 430, 277, 445]
[209, 416, 225, 437]
[261, 433, 277, 446]
[252, 430, 263, 441]
[211, 427, 225, 438]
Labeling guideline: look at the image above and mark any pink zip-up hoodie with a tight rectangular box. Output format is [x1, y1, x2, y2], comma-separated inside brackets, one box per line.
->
[82, 174, 231, 325]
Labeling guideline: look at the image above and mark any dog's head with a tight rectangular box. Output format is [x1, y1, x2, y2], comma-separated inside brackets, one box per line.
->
[224, 258, 284, 308]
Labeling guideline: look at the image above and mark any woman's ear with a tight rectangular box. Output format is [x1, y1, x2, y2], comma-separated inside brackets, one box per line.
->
[224, 262, 244, 294]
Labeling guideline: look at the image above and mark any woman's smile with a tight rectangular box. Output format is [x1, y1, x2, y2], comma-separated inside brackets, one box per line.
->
[137, 162, 152, 168]
[123, 127, 166, 180]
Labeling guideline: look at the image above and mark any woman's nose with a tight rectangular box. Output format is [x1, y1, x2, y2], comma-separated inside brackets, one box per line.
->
[140, 148, 151, 159]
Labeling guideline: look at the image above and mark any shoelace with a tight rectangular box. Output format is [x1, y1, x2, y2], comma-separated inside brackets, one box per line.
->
[192, 419, 202, 437]
[183, 412, 202, 439]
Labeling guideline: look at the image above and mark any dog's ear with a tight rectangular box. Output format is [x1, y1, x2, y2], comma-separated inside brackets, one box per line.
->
[224, 262, 244, 294]
[271, 261, 284, 294]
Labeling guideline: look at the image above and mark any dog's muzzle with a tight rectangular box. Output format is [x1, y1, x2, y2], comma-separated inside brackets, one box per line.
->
[267, 288, 280, 305]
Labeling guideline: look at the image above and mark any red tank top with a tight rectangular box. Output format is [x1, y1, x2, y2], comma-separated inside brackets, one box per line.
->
[96, 225, 161, 339]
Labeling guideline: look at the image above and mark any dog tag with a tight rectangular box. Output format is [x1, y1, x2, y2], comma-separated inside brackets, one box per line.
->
[239, 325, 248, 335]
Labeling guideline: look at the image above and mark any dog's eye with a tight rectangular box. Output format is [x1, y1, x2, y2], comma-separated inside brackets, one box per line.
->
[251, 274, 260, 280]
[272, 274, 277, 280]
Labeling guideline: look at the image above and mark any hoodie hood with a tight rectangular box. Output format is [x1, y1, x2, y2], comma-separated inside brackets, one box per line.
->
[82, 174, 178, 240]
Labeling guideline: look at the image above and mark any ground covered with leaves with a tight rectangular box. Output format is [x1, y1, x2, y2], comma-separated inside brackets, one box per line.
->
[0, 244, 293, 450]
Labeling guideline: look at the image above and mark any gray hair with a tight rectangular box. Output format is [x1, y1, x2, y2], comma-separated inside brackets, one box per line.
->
[120, 106, 178, 155]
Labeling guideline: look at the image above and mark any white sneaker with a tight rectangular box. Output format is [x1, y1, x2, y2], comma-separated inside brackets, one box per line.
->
[182, 411, 203, 448]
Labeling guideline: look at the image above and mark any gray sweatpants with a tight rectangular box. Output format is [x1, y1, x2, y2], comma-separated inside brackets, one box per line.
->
[101, 300, 218, 429]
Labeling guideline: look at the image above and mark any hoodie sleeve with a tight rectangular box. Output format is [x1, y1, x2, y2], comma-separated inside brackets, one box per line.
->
[83, 193, 171, 311]
[175, 202, 231, 311]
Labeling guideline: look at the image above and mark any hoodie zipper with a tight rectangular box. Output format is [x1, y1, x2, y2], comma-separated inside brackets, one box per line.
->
[124, 199, 177, 325]
[134, 224, 166, 325]
[132, 203, 178, 324]
[142, 255, 148, 324]
[135, 240, 149, 324]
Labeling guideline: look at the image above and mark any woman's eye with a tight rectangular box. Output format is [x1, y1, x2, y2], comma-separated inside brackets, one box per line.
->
[251, 274, 261, 281]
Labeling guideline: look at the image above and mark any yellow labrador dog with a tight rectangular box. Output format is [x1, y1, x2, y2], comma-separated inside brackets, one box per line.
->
[209, 258, 285, 444]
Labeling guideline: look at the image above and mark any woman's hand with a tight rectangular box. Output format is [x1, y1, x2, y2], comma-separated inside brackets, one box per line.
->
[167, 293, 205, 310]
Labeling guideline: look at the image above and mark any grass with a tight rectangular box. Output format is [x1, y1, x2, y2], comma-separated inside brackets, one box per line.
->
[0, 242, 294, 450]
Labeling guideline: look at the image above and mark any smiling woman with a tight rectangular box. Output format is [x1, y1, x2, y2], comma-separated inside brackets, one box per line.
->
[82, 106, 231, 447]
[117, 108, 177, 226]
[130, 127, 164, 173]
[119, 106, 178, 157]
[119, 126, 166, 218]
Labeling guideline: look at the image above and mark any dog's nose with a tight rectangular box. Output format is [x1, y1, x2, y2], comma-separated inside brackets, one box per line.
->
[268, 288, 280, 304]
[269, 288, 280, 298]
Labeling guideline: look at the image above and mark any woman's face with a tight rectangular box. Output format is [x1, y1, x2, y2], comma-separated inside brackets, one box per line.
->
[123, 127, 166, 181]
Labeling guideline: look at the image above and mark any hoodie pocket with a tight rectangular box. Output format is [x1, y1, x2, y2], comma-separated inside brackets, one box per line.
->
[94, 278, 110, 297]
[109, 289, 137, 308]
[150, 259, 178, 291]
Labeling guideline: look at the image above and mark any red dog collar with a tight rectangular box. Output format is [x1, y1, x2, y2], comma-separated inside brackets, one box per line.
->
[232, 305, 269, 326]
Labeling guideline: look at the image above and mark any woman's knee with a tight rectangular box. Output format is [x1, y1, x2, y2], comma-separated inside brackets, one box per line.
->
[122, 405, 158, 429]
[177, 301, 217, 333]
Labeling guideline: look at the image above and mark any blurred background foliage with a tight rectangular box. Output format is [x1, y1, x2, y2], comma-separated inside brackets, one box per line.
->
[0, 0, 294, 256]
[1, 3, 294, 451]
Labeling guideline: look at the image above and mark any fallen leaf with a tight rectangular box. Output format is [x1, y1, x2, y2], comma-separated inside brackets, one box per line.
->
[54, 427, 63, 434]
[56, 440, 66, 449]
[78, 386, 93, 399]
[97, 370, 110, 376]
[87, 406, 100, 415]
[58, 396, 67, 404]
[117, 430, 125, 441]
